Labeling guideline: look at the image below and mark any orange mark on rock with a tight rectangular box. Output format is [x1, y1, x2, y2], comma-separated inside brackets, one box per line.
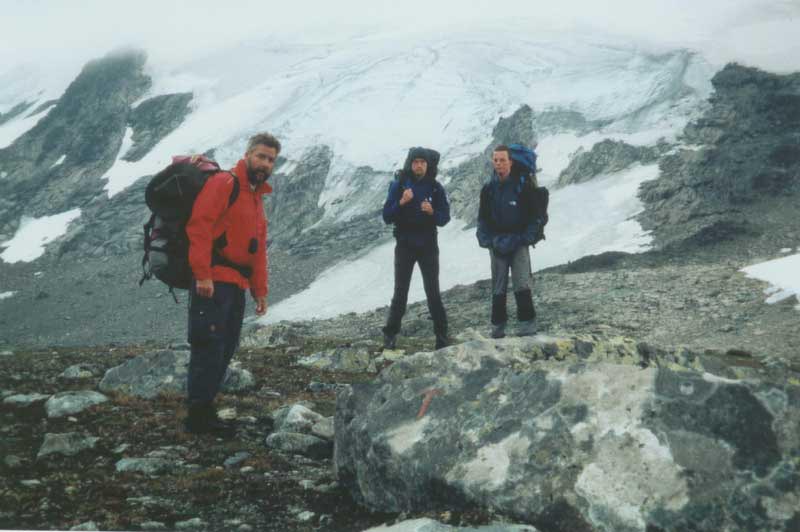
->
[416, 388, 443, 420]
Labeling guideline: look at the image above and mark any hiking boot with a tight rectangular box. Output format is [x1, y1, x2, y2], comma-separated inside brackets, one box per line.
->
[434, 333, 451, 350]
[184, 404, 235, 437]
[516, 319, 537, 337]
[383, 331, 397, 350]
[491, 323, 506, 339]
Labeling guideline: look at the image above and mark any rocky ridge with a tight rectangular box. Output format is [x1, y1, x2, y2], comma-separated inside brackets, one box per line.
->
[637, 63, 800, 249]
[556, 139, 664, 187]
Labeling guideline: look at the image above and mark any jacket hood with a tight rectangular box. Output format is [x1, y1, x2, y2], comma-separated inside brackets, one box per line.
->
[402, 147, 440, 180]
[234, 159, 273, 195]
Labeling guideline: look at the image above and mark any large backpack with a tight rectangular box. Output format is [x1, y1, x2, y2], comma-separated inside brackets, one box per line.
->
[139, 155, 239, 299]
[508, 143, 549, 244]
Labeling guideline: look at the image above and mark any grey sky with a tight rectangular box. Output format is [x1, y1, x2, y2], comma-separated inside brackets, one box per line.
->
[2, 0, 799, 72]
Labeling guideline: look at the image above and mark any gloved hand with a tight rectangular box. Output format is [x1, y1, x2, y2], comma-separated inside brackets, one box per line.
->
[492, 234, 521, 256]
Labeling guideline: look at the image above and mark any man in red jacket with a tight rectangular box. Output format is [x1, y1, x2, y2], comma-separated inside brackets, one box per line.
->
[183, 132, 279, 435]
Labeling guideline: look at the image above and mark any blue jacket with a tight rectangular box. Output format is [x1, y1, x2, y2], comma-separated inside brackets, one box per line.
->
[476, 173, 542, 255]
[383, 172, 450, 247]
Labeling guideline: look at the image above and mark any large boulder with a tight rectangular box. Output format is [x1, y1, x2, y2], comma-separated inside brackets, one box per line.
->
[335, 336, 800, 532]
[99, 349, 255, 399]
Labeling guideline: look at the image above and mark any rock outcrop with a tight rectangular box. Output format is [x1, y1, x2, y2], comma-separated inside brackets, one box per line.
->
[0, 50, 151, 237]
[557, 139, 661, 187]
[335, 336, 800, 532]
[637, 63, 800, 249]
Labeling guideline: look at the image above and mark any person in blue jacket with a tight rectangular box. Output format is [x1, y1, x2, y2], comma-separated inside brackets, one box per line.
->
[381, 147, 451, 350]
[476, 144, 543, 338]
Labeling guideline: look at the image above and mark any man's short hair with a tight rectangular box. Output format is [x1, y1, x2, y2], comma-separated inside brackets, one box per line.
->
[247, 132, 281, 154]
[493, 145, 511, 157]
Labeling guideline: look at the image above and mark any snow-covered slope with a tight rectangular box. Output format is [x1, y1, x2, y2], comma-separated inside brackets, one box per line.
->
[0, 31, 715, 314]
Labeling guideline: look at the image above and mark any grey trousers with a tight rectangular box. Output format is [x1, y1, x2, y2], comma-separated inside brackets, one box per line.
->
[490, 246, 532, 296]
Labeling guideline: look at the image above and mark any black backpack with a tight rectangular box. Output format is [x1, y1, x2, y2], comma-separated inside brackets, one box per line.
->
[508, 144, 549, 244]
[139, 155, 239, 299]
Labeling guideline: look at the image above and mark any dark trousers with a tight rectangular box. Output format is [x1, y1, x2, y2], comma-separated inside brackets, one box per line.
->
[187, 281, 245, 406]
[383, 242, 448, 337]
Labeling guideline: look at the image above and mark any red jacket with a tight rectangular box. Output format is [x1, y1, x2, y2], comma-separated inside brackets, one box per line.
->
[186, 159, 272, 298]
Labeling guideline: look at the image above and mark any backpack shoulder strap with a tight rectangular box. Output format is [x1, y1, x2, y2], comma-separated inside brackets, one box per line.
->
[227, 172, 240, 207]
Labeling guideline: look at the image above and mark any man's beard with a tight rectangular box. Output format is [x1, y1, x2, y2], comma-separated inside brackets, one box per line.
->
[247, 163, 270, 185]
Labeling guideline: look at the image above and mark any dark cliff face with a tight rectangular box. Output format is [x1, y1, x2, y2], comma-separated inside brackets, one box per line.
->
[0, 51, 196, 262]
[0, 50, 151, 237]
[637, 63, 800, 249]
[125, 93, 194, 162]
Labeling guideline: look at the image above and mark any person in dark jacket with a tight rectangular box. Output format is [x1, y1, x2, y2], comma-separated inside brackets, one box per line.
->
[476, 144, 543, 338]
[183, 132, 280, 436]
[381, 147, 451, 350]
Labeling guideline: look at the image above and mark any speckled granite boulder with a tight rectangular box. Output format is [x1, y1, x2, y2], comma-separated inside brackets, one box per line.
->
[335, 336, 800, 532]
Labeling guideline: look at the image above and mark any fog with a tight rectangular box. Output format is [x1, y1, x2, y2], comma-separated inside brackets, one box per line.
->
[2, 0, 799, 73]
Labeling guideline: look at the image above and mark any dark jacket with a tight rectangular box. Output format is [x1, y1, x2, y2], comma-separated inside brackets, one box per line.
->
[476, 171, 542, 255]
[382, 147, 450, 247]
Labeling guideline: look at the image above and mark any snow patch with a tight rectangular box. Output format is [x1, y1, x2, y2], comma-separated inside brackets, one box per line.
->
[0, 208, 81, 263]
[0, 103, 54, 149]
[0, 291, 15, 300]
[741, 254, 800, 310]
[50, 154, 66, 168]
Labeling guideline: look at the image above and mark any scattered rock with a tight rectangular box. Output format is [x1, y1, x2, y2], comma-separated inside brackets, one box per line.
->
[296, 346, 371, 372]
[115, 458, 174, 475]
[265, 432, 332, 459]
[37, 432, 99, 459]
[59, 364, 99, 380]
[174, 517, 207, 530]
[69, 521, 99, 531]
[296, 510, 316, 522]
[241, 324, 296, 348]
[45, 391, 108, 418]
[224, 452, 251, 468]
[0, 350, 14, 356]
[112, 443, 130, 454]
[20, 479, 41, 487]
[217, 407, 237, 420]
[99, 350, 254, 399]
[138, 521, 166, 530]
[272, 404, 325, 433]
[307, 382, 343, 394]
[4, 455, 23, 469]
[3, 393, 51, 408]
[364, 519, 539, 531]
